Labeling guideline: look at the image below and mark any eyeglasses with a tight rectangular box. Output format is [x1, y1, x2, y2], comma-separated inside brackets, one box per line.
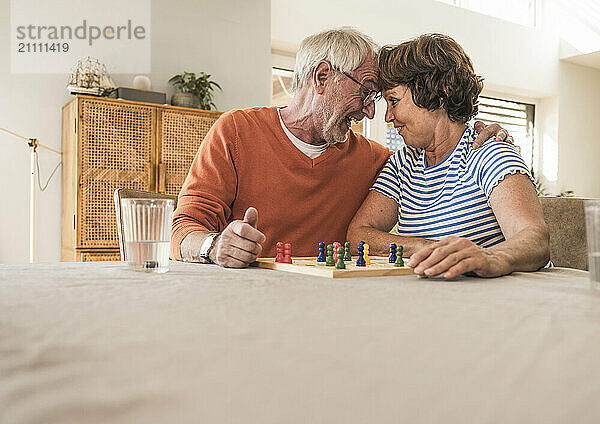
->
[341, 71, 382, 107]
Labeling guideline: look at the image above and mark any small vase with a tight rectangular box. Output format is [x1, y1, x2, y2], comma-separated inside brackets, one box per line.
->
[171, 92, 200, 108]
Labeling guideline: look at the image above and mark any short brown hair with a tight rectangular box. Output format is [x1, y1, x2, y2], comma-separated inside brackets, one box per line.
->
[378, 33, 484, 123]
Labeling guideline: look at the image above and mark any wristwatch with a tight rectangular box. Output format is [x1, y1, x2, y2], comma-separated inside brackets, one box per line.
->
[199, 232, 220, 263]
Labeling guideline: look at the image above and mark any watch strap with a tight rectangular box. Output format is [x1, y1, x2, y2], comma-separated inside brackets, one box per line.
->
[199, 232, 219, 262]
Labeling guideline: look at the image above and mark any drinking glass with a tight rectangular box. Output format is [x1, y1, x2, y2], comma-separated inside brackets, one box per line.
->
[121, 198, 175, 273]
[584, 199, 600, 285]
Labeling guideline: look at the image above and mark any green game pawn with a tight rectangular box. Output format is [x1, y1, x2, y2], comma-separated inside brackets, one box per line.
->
[335, 246, 346, 269]
[343, 242, 351, 261]
[394, 246, 404, 267]
[326, 244, 335, 266]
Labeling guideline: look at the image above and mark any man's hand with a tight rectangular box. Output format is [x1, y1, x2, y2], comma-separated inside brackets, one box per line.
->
[407, 236, 511, 279]
[210, 207, 266, 268]
[472, 121, 516, 150]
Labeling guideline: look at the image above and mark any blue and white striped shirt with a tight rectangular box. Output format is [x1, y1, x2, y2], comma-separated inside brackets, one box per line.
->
[372, 124, 531, 248]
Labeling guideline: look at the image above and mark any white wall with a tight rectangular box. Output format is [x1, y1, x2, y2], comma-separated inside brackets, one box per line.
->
[0, 0, 271, 264]
[557, 62, 600, 196]
[272, 0, 560, 97]
[271, 0, 600, 199]
[542, 0, 600, 58]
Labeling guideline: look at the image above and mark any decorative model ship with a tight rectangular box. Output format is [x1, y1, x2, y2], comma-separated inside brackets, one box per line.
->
[67, 57, 116, 95]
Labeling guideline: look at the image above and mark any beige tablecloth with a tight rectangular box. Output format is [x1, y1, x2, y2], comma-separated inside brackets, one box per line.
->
[1, 261, 599, 424]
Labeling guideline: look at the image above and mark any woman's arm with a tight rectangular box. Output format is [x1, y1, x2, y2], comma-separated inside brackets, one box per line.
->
[347, 190, 435, 256]
[487, 172, 550, 270]
[408, 173, 550, 278]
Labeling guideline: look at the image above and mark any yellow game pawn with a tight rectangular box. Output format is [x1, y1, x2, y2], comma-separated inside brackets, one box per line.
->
[364, 243, 370, 265]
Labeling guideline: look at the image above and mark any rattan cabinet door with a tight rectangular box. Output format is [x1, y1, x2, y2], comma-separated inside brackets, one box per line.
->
[78, 98, 155, 248]
[158, 109, 221, 196]
[78, 250, 122, 262]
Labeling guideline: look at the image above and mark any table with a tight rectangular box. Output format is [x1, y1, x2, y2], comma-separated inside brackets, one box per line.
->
[1, 261, 599, 423]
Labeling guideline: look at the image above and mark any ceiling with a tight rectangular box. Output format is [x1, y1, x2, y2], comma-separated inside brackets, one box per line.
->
[562, 51, 600, 71]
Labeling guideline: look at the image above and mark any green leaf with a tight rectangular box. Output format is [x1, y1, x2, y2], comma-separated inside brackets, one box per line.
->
[168, 70, 221, 109]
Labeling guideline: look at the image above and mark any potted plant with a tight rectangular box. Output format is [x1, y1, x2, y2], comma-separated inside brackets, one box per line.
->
[169, 71, 222, 110]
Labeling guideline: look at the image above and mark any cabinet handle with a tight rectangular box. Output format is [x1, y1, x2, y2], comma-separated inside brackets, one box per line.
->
[159, 163, 166, 193]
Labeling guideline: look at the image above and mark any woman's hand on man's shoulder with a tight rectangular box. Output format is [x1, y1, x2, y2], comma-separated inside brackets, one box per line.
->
[472, 121, 517, 151]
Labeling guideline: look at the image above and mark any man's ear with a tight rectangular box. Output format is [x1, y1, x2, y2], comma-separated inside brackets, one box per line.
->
[312, 60, 334, 95]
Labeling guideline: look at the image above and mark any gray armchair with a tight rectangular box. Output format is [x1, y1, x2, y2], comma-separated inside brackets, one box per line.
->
[539, 197, 589, 270]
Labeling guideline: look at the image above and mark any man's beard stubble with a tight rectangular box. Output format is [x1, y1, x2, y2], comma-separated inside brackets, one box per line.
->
[318, 84, 349, 146]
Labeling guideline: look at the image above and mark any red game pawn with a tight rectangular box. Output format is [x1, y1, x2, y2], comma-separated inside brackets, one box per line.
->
[332, 242, 341, 262]
[275, 241, 284, 263]
[283, 242, 293, 263]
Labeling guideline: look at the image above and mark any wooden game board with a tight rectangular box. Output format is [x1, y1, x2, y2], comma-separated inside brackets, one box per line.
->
[254, 256, 414, 278]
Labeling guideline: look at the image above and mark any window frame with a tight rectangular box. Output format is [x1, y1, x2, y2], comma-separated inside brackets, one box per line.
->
[475, 90, 539, 173]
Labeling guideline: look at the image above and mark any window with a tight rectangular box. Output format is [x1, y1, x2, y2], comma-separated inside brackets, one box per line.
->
[472, 96, 536, 169]
[272, 67, 294, 107]
[386, 123, 404, 151]
[435, 0, 536, 27]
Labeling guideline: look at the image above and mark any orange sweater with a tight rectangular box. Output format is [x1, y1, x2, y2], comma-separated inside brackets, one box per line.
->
[171, 107, 391, 259]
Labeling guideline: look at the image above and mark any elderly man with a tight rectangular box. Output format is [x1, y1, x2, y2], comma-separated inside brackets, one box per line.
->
[171, 28, 511, 268]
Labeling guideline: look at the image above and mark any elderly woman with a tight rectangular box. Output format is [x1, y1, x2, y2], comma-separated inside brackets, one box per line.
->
[347, 33, 549, 279]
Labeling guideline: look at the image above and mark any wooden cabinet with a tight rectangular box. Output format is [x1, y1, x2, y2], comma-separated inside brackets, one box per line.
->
[61, 95, 221, 261]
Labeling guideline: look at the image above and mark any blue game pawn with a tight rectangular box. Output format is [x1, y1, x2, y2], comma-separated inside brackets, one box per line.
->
[356, 244, 366, 267]
[317, 242, 326, 262]
[389, 243, 397, 263]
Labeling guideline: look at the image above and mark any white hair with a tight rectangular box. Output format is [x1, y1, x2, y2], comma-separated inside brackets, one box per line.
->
[292, 27, 379, 91]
